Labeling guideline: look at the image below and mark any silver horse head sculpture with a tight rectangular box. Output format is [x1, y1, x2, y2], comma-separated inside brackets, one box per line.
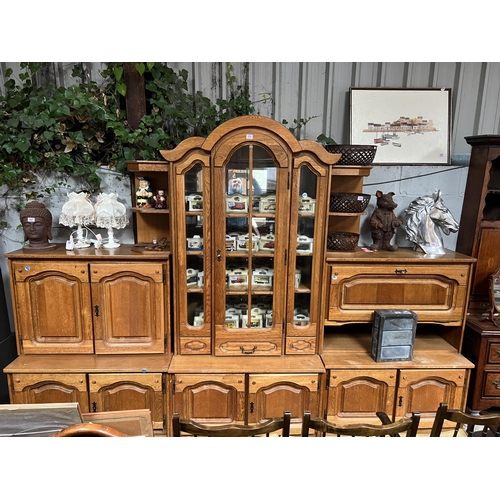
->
[404, 189, 460, 255]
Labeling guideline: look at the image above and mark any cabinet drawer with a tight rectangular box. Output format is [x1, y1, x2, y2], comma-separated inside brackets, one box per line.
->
[12, 373, 88, 392]
[328, 264, 470, 324]
[483, 372, 500, 398]
[215, 338, 282, 356]
[487, 342, 500, 365]
[11, 261, 89, 282]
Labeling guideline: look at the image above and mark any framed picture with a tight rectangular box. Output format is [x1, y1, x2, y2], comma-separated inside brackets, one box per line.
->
[350, 87, 452, 165]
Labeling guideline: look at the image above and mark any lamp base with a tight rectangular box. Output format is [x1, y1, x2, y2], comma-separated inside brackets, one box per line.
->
[103, 241, 120, 249]
[74, 241, 91, 249]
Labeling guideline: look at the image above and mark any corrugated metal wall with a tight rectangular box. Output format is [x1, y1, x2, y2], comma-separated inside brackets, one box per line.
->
[2, 62, 499, 153]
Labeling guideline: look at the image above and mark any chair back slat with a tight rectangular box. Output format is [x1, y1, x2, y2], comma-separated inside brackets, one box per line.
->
[172, 411, 291, 437]
[301, 411, 420, 437]
[430, 402, 500, 437]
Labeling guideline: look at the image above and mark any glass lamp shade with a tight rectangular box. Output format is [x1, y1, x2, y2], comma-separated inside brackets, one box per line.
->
[94, 193, 129, 249]
[59, 192, 95, 248]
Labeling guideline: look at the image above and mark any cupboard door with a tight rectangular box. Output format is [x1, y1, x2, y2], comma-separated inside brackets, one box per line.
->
[327, 369, 397, 424]
[173, 374, 245, 424]
[173, 157, 212, 351]
[285, 159, 328, 353]
[247, 374, 320, 425]
[10, 373, 89, 412]
[395, 369, 467, 426]
[91, 262, 167, 354]
[10, 261, 93, 354]
[89, 373, 164, 430]
[212, 142, 290, 355]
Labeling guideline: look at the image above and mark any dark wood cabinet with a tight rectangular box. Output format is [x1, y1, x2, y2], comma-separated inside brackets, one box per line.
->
[455, 135, 500, 410]
[456, 135, 500, 312]
[462, 315, 500, 412]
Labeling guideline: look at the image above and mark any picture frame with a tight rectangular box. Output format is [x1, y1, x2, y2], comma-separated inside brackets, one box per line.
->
[350, 87, 452, 165]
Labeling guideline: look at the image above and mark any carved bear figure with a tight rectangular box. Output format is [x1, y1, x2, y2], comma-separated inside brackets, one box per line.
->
[369, 190, 403, 251]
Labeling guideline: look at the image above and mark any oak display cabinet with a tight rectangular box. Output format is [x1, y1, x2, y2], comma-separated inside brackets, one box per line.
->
[160, 116, 342, 431]
[161, 116, 341, 357]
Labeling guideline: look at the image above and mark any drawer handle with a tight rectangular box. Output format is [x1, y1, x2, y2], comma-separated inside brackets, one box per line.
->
[492, 379, 500, 390]
[395, 269, 407, 274]
[496, 348, 500, 357]
[217, 249, 222, 262]
[240, 346, 257, 355]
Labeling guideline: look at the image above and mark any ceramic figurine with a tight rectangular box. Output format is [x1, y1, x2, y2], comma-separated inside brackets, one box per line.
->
[154, 188, 167, 209]
[136, 177, 154, 208]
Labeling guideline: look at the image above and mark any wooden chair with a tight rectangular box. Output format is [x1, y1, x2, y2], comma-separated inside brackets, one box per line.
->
[172, 412, 291, 437]
[301, 411, 420, 437]
[51, 422, 129, 437]
[430, 402, 500, 437]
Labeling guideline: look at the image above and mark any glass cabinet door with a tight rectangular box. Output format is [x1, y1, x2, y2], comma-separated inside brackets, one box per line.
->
[285, 161, 328, 354]
[213, 144, 289, 354]
[175, 159, 212, 354]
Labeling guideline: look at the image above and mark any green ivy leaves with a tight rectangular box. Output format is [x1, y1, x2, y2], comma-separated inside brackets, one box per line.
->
[0, 62, 256, 199]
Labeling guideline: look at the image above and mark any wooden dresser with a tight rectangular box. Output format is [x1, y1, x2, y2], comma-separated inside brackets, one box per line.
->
[322, 248, 476, 427]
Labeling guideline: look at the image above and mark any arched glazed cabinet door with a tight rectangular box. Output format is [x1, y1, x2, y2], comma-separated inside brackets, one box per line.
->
[212, 139, 290, 356]
[173, 153, 212, 354]
[285, 157, 328, 354]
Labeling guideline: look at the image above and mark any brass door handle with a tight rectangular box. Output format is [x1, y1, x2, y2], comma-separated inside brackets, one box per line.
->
[240, 346, 257, 355]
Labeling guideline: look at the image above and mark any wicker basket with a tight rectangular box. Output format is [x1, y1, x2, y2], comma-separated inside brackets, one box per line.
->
[327, 231, 359, 251]
[324, 144, 377, 166]
[330, 192, 371, 213]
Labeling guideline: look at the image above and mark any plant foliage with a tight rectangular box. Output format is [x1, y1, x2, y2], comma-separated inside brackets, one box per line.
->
[0, 62, 256, 199]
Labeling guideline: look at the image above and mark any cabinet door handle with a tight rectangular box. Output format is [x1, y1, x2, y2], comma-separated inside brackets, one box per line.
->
[240, 346, 257, 355]
[94, 305, 100, 317]
[92, 402, 97, 412]
[217, 249, 221, 262]
[398, 396, 403, 407]
[395, 269, 407, 274]
[493, 379, 500, 390]
[249, 402, 255, 414]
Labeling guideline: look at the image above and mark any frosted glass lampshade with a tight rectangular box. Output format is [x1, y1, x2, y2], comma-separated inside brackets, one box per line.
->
[94, 193, 129, 249]
[59, 192, 95, 248]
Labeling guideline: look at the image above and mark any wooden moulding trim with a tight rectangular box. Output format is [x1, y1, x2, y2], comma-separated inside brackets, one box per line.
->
[160, 116, 342, 166]
[160, 137, 206, 161]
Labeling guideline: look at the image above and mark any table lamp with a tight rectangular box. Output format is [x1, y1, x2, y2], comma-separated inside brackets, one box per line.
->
[59, 192, 95, 248]
[94, 192, 128, 249]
